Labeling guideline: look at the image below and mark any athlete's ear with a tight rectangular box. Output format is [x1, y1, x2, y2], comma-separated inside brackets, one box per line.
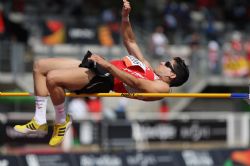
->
[169, 72, 176, 79]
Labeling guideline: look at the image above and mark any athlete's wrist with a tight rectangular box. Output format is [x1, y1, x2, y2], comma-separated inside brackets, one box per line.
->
[106, 63, 113, 71]
[122, 16, 130, 22]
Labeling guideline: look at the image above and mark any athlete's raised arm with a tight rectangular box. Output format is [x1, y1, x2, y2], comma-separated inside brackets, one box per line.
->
[121, 0, 152, 69]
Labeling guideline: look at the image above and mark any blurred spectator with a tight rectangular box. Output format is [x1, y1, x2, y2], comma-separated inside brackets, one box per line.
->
[163, 1, 178, 41]
[101, 8, 117, 24]
[98, 25, 114, 47]
[222, 47, 249, 78]
[177, 2, 191, 36]
[164, 14, 177, 31]
[185, 32, 207, 75]
[85, 97, 103, 120]
[185, 32, 202, 51]
[85, 97, 102, 113]
[203, 10, 218, 41]
[231, 31, 243, 52]
[159, 99, 169, 120]
[0, 9, 5, 39]
[244, 39, 250, 75]
[230, 2, 248, 30]
[99, 8, 119, 46]
[103, 107, 116, 121]
[68, 97, 103, 120]
[68, 98, 89, 120]
[221, 31, 249, 77]
[208, 40, 220, 74]
[150, 25, 169, 59]
[115, 98, 128, 120]
[163, 1, 178, 28]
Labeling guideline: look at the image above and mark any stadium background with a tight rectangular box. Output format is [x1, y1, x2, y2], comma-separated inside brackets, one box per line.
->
[0, 0, 250, 165]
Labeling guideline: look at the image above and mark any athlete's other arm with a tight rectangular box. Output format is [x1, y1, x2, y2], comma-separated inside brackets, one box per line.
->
[121, 0, 152, 69]
[88, 55, 169, 101]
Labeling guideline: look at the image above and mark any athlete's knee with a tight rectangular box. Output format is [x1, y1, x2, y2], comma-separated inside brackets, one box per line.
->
[33, 59, 47, 73]
[46, 70, 61, 87]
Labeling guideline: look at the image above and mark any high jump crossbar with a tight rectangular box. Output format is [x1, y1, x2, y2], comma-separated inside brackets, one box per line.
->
[0, 92, 249, 99]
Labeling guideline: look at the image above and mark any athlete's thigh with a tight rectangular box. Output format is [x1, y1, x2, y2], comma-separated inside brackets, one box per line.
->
[48, 67, 95, 91]
[36, 58, 82, 75]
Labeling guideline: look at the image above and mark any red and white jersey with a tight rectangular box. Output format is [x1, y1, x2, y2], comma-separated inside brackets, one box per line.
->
[110, 55, 159, 93]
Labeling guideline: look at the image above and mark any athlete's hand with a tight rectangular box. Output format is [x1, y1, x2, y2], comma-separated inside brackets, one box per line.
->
[122, 0, 131, 18]
[88, 54, 111, 69]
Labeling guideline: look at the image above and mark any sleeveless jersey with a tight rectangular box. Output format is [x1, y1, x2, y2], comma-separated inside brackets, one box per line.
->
[110, 55, 159, 93]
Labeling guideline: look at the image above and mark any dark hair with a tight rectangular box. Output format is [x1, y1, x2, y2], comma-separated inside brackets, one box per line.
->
[169, 57, 189, 87]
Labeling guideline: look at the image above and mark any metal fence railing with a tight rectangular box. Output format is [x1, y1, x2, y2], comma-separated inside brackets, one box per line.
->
[0, 41, 12, 72]
[0, 41, 26, 75]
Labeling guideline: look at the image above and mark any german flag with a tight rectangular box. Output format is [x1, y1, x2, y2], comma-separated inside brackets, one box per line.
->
[42, 20, 65, 45]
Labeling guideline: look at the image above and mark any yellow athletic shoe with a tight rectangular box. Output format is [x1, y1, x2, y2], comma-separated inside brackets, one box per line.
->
[14, 119, 48, 136]
[49, 115, 72, 146]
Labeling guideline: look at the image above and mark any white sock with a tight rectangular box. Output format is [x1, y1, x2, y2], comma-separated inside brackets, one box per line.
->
[34, 96, 48, 125]
[54, 103, 66, 124]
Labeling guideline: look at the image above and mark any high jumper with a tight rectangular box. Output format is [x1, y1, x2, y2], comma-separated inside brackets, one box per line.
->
[13, 0, 189, 146]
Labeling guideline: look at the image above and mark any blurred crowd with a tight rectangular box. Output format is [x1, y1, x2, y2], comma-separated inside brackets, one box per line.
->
[150, 27, 250, 78]
[148, 0, 250, 78]
[1, 0, 249, 77]
[0, 0, 249, 44]
[67, 97, 130, 121]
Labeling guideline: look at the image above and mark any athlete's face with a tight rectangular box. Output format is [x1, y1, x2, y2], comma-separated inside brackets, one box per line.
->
[155, 60, 176, 79]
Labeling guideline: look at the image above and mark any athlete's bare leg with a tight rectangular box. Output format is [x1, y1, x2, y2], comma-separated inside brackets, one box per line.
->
[46, 68, 95, 105]
[13, 58, 89, 135]
[33, 58, 81, 96]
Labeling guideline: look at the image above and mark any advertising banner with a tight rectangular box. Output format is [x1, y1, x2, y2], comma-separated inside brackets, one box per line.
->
[20, 153, 74, 166]
[0, 148, 250, 166]
[67, 26, 98, 44]
[74, 150, 184, 166]
[2, 119, 227, 147]
[133, 119, 227, 142]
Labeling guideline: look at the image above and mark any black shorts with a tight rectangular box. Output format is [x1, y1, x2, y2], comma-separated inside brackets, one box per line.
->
[74, 51, 114, 94]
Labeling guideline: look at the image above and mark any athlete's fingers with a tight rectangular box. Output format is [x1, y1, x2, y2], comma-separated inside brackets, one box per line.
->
[91, 54, 104, 59]
[122, 0, 130, 13]
[124, 2, 130, 6]
[123, 0, 130, 7]
[88, 55, 104, 62]
[88, 55, 111, 69]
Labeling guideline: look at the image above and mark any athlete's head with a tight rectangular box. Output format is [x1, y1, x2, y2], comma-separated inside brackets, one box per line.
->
[155, 57, 189, 87]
